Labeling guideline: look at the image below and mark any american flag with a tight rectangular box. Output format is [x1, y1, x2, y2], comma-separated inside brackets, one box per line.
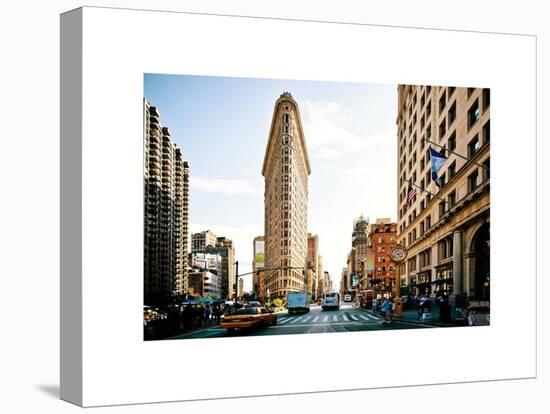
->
[406, 181, 417, 205]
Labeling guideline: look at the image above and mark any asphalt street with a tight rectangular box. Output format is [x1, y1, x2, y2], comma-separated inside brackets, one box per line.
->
[167, 303, 433, 340]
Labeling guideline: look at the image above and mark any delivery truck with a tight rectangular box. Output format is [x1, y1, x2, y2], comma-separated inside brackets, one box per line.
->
[286, 291, 311, 314]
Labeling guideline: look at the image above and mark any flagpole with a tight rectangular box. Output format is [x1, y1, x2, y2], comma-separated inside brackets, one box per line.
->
[406, 180, 448, 205]
[425, 139, 489, 171]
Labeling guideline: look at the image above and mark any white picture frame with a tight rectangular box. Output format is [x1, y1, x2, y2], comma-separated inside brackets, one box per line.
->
[60, 6, 537, 407]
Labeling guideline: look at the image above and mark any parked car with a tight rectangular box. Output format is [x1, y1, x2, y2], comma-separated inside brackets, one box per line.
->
[220, 307, 277, 332]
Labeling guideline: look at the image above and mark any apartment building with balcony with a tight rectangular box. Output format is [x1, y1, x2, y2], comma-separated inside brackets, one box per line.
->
[143, 99, 190, 305]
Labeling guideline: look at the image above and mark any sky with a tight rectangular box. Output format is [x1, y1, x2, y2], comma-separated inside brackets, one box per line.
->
[144, 74, 398, 292]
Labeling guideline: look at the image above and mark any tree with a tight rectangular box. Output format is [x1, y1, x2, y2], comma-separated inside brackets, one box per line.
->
[272, 298, 283, 307]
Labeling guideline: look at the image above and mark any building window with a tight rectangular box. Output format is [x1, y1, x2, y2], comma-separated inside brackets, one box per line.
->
[448, 131, 456, 152]
[483, 88, 490, 110]
[483, 120, 490, 144]
[468, 100, 480, 129]
[467, 87, 475, 98]
[419, 248, 431, 268]
[448, 161, 456, 179]
[448, 190, 456, 207]
[439, 201, 447, 218]
[439, 120, 446, 140]
[439, 92, 446, 114]
[448, 102, 456, 126]
[469, 170, 481, 191]
[426, 215, 431, 229]
[448, 86, 455, 97]
[469, 135, 480, 157]
[408, 257, 417, 272]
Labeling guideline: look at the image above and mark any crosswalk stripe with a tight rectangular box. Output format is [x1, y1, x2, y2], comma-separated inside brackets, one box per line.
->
[290, 316, 303, 324]
[323, 316, 328, 322]
[350, 315, 359, 321]
[332, 315, 338, 322]
[302, 316, 311, 323]
[313, 316, 319, 322]
[370, 313, 381, 320]
[279, 318, 292, 324]
[359, 315, 370, 321]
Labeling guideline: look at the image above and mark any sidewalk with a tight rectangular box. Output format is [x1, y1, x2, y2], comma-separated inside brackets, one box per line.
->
[355, 305, 462, 328]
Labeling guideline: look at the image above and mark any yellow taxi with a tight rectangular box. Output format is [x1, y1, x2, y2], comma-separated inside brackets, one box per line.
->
[220, 307, 277, 332]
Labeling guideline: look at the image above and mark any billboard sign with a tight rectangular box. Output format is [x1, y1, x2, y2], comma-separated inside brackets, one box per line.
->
[365, 249, 375, 271]
[254, 240, 265, 268]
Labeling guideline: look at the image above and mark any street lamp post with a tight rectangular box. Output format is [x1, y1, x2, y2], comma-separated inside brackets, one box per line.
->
[234, 260, 239, 302]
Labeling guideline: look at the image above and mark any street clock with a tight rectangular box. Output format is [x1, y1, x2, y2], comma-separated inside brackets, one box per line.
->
[389, 245, 408, 263]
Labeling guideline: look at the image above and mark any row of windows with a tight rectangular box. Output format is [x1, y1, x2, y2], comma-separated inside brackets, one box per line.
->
[399, 87, 490, 174]
[399, 119, 490, 213]
[400, 161, 489, 245]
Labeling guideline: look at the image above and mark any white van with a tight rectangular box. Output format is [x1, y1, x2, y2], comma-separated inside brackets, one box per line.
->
[322, 292, 341, 310]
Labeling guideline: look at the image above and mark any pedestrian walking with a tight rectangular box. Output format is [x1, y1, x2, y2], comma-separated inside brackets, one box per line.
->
[203, 305, 211, 325]
[213, 305, 221, 325]
[381, 297, 391, 324]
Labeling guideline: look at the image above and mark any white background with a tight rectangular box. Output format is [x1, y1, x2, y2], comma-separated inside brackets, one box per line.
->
[80, 6, 535, 407]
[1, 0, 548, 412]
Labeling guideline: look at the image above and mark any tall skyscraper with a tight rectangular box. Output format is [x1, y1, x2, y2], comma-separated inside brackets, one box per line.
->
[262, 92, 311, 298]
[396, 85, 490, 304]
[351, 214, 369, 292]
[143, 99, 190, 305]
[307, 233, 319, 300]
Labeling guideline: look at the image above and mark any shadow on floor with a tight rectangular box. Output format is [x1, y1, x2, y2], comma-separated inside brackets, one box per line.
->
[36, 384, 60, 399]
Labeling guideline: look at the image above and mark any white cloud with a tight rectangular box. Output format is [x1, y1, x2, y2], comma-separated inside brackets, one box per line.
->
[302, 100, 396, 160]
[303, 101, 397, 279]
[192, 176, 262, 195]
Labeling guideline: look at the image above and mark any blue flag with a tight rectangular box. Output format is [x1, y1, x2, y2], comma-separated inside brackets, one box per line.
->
[429, 147, 447, 187]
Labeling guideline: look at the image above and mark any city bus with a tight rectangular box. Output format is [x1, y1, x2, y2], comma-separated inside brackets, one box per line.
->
[321, 292, 341, 310]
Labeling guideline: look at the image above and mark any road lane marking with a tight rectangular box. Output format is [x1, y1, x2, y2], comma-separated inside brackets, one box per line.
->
[267, 321, 367, 329]
[313, 316, 319, 322]
[332, 315, 338, 322]
[323, 316, 328, 322]
[289, 316, 304, 324]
